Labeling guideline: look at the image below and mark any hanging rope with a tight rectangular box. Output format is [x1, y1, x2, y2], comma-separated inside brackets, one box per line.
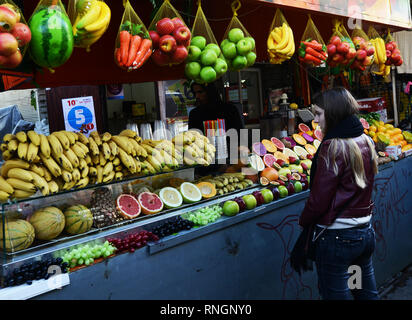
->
[231, 0, 241, 17]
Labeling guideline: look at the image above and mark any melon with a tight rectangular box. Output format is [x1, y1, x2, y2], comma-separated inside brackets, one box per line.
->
[0, 219, 35, 252]
[252, 142, 267, 156]
[29, 206, 65, 240]
[263, 153, 277, 168]
[116, 194, 141, 219]
[64, 205, 93, 235]
[138, 192, 164, 214]
[196, 182, 216, 199]
[270, 137, 285, 151]
[28, 6, 74, 71]
[261, 139, 277, 153]
[298, 123, 311, 133]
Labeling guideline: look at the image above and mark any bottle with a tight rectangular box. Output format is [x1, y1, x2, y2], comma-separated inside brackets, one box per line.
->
[288, 109, 295, 136]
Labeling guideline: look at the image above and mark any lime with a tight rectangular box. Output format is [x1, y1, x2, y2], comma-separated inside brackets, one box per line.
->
[179, 182, 202, 203]
[159, 187, 183, 209]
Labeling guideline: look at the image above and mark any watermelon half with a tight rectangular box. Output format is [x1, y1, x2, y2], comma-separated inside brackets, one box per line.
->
[28, 7, 74, 71]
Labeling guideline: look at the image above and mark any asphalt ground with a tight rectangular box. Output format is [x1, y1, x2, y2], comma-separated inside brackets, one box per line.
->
[379, 264, 412, 300]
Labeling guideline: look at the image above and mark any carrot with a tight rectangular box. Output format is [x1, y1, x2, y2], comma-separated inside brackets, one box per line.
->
[303, 53, 322, 65]
[305, 46, 326, 61]
[132, 47, 152, 70]
[119, 30, 131, 66]
[303, 41, 323, 51]
[115, 48, 123, 67]
[132, 38, 152, 67]
[125, 35, 142, 67]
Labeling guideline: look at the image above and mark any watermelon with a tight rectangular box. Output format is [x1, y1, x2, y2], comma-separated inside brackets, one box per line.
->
[28, 6, 74, 71]
[0, 219, 35, 252]
[29, 206, 65, 240]
[64, 204, 93, 235]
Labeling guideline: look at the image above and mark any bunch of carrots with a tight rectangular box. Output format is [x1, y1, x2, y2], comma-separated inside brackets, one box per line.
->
[298, 39, 328, 67]
[115, 22, 153, 71]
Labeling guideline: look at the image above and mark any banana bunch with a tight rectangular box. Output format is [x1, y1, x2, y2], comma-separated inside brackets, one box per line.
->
[72, 0, 111, 52]
[370, 37, 390, 77]
[267, 22, 295, 64]
[198, 173, 254, 196]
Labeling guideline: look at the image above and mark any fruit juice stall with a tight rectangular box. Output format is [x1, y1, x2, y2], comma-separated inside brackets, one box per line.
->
[0, 0, 411, 300]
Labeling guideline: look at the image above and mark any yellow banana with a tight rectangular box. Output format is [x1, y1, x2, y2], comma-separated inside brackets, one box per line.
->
[271, 27, 282, 44]
[90, 131, 102, 146]
[42, 167, 52, 182]
[52, 150, 73, 172]
[78, 158, 87, 170]
[62, 180, 76, 191]
[0, 176, 14, 194]
[76, 132, 89, 145]
[0, 190, 10, 201]
[64, 148, 80, 168]
[75, 177, 89, 189]
[61, 170, 73, 183]
[84, 1, 111, 32]
[30, 171, 49, 196]
[7, 139, 18, 152]
[278, 26, 294, 56]
[118, 148, 133, 171]
[115, 172, 123, 181]
[267, 36, 276, 51]
[72, 168, 81, 181]
[101, 132, 112, 142]
[39, 134, 51, 158]
[62, 131, 76, 145]
[99, 152, 107, 167]
[16, 131, 27, 143]
[142, 160, 156, 174]
[3, 133, 15, 143]
[102, 142, 111, 160]
[48, 180, 59, 194]
[112, 157, 120, 166]
[17, 142, 29, 160]
[147, 155, 162, 172]
[1, 143, 8, 152]
[26, 143, 39, 163]
[75, 0, 101, 30]
[96, 165, 103, 183]
[88, 137, 100, 156]
[7, 168, 34, 182]
[47, 134, 63, 157]
[274, 23, 289, 50]
[7, 178, 36, 193]
[81, 165, 89, 178]
[2, 150, 12, 161]
[30, 164, 44, 177]
[39, 154, 62, 177]
[53, 131, 70, 150]
[27, 130, 40, 146]
[119, 129, 137, 138]
[85, 154, 92, 165]
[102, 161, 113, 176]
[89, 166, 97, 177]
[102, 171, 115, 183]
[109, 140, 118, 156]
[112, 136, 132, 154]
[71, 143, 87, 159]
[12, 189, 35, 199]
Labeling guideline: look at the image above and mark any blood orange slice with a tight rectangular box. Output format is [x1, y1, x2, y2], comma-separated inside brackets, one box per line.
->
[360, 118, 370, 130]
[271, 137, 285, 151]
[298, 123, 311, 133]
[292, 133, 307, 145]
[116, 194, 141, 219]
[137, 192, 164, 215]
[313, 127, 323, 141]
[261, 139, 277, 153]
[252, 142, 267, 156]
[263, 153, 277, 168]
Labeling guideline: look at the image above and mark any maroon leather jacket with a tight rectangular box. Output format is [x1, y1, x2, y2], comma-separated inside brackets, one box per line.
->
[299, 135, 375, 227]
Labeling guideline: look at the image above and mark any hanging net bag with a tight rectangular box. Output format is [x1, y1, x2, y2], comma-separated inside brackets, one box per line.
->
[368, 26, 389, 76]
[350, 26, 375, 72]
[267, 8, 294, 65]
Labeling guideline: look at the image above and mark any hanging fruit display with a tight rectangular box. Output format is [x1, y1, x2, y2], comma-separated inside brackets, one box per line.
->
[267, 9, 295, 64]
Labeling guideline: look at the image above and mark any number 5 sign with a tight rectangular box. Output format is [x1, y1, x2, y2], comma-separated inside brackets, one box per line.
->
[62, 96, 97, 136]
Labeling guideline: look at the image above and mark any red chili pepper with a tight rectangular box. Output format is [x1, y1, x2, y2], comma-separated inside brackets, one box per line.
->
[302, 41, 323, 51]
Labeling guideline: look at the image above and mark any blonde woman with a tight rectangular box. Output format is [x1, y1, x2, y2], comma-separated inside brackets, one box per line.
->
[296, 87, 379, 300]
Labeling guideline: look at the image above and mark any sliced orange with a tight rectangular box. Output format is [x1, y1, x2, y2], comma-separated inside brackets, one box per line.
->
[261, 139, 277, 153]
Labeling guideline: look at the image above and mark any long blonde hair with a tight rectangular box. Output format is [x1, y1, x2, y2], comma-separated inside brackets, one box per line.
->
[322, 135, 378, 189]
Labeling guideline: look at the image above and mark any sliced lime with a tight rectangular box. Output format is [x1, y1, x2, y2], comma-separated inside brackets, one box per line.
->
[159, 187, 183, 209]
[179, 182, 202, 203]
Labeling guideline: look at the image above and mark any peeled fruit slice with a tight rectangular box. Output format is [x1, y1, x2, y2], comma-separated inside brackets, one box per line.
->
[313, 127, 323, 141]
[271, 137, 285, 151]
[159, 187, 183, 209]
[313, 139, 321, 149]
[248, 154, 265, 172]
[252, 142, 267, 156]
[298, 123, 311, 133]
[283, 147, 299, 159]
[292, 133, 307, 145]
[179, 182, 202, 203]
[137, 192, 164, 215]
[293, 146, 309, 159]
[304, 143, 317, 155]
[302, 133, 314, 143]
[261, 139, 277, 153]
[263, 153, 277, 168]
[116, 194, 141, 219]
[196, 182, 216, 199]
[274, 151, 289, 164]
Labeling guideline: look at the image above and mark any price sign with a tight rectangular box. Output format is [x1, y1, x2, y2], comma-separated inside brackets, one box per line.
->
[62, 96, 97, 136]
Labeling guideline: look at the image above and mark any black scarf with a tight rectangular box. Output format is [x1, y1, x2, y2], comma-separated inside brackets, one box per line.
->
[309, 114, 364, 189]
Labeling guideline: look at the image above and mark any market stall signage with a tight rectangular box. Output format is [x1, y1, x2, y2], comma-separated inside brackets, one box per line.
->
[259, 0, 412, 29]
[62, 96, 97, 136]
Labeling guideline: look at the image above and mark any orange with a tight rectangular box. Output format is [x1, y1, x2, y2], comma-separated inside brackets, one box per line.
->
[400, 140, 407, 147]
[368, 131, 376, 138]
[373, 135, 378, 143]
[364, 129, 368, 134]
[369, 125, 377, 132]
[378, 126, 386, 132]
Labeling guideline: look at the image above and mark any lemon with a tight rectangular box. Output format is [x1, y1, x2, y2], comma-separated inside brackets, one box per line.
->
[290, 103, 298, 110]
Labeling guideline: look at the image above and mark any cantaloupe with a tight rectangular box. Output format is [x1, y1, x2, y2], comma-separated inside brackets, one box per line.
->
[0, 219, 35, 252]
[29, 206, 65, 240]
[64, 205, 93, 235]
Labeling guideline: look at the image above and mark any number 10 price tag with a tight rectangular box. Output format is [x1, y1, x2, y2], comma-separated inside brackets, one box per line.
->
[62, 96, 97, 136]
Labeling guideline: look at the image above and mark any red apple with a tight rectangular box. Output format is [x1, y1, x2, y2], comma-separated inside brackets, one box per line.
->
[0, 33, 18, 56]
[356, 49, 367, 60]
[0, 5, 18, 32]
[346, 47, 357, 60]
[395, 58, 403, 66]
[351, 60, 361, 70]
[172, 26, 191, 45]
[363, 56, 372, 66]
[156, 18, 175, 36]
[390, 41, 397, 49]
[0, 49, 22, 68]
[171, 17, 185, 30]
[366, 46, 375, 56]
[10, 22, 31, 47]
[151, 49, 171, 66]
[181, 38, 191, 48]
[332, 53, 344, 63]
[330, 35, 341, 47]
[385, 43, 394, 52]
[337, 42, 349, 54]
[159, 35, 177, 53]
[386, 49, 392, 58]
[391, 52, 401, 62]
[170, 45, 188, 64]
[327, 44, 336, 56]
[149, 31, 160, 49]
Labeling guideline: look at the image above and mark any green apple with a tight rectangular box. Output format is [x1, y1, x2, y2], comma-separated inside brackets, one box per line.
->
[222, 200, 240, 216]
[260, 188, 274, 203]
[222, 42, 237, 59]
[191, 36, 207, 50]
[200, 66, 217, 83]
[194, 76, 206, 85]
[246, 51, 257, 66]
[204, 43, 221, 57]
[200, 49, 218, 66]
[236, 39, 252, 56]
[242, 194, 257, 210]
[185, 62, 201, 80]
[220, 39, 231, 49]
[213, 58, 228, 76]
[294, 181, 303, 193]
[187, 45, 202, 62]
[244, 37, 256, 50]
[231, 55, 247, 70]
[278, 185, 288, 198]
[228, 28, 244, 43]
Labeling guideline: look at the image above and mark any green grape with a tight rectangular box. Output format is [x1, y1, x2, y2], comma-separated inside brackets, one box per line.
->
[85, 258, 91, 265]
[103, 250, 110, 257]
[78, 258, 84, 265]
[81, 252, 88, 260]
[74, 252, 81, 260]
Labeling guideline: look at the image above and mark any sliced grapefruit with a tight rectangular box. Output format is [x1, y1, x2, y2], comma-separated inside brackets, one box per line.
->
[293, 146, 309, 159]
[283, 147, 299, 159]
[274, 151, 289, 164]
[298, 123, 311, 133]
[138, 192, 164, 215]
[248, 154, 265, 172]
[302, 133, 314, 143]
[252, 142, 267, 156]
[116, 194, 141, 219]
[159, 187, 183, 209]
[312, 120, 318, 130]
[261, 139, 277, 153]
[263, 154, 277, 168]
[313, 127, 323, 141]
[292, 133, 307, 145]
[271, 137, 285, 151]
[179, 182, 202, 203]
[313, 139, 321, 149]
[360, 118, 370, 130]
[304, 144, 317, 155]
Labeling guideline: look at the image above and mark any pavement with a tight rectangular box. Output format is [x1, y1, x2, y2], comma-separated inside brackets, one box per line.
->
[379, 264, 412, 300]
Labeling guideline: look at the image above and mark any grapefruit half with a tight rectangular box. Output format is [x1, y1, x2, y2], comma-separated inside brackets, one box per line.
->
[138, 192, 164, 215]
[298, 123, 311, 133]
[263, 154, 277, 168]
[159, 187, 183, 209]
[116, 194, 141, 219]
[179, 182, 202, 203]
[360, 118, 370, 130]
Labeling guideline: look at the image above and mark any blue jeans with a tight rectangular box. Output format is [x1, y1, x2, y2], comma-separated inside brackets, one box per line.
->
[314, 224, 380, 300]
